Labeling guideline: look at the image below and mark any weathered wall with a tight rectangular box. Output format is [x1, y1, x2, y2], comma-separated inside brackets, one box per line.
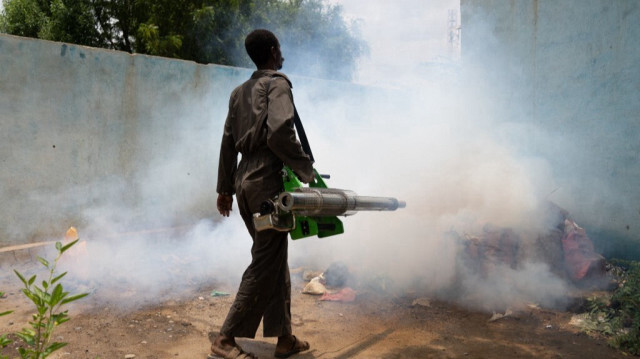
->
[0, 34, 371, 246]
[460, 0, 640, 250]
[2, 1, 639, 255]
[0, 34, 252, 244]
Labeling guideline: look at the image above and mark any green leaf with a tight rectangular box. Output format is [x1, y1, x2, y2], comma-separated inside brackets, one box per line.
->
[43, 280, 49, 290]
[50, 283, 64, 306]
[55, 241, 62, 251]
[15, 331, 35, 345]
[22, 289, 41, 307]
[27, 274, 36, 286]
[0, 310, 13, 316]
[55, 316, 70, 325]
[60, 239, 79, 254]
[33, 286, 46, 301]
[14, 270, 27, 286]
[0, 333, 12, 347]
[51, 272, 67, 284]
[61, 292, 89, 305]
[37, 256, 50, 268]
[44, 341, 68, 355]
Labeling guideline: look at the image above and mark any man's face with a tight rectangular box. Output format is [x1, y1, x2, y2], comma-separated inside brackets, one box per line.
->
[273, 43, 284, 70]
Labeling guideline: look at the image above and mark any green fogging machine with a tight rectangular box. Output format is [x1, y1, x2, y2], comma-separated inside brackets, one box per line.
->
[253, 166, 406, 240]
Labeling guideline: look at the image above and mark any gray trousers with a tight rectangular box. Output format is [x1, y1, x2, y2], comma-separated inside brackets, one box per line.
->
[219, 184, 292, 338]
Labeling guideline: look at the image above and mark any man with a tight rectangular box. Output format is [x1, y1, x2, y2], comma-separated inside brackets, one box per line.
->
[211, 29, 313, 359]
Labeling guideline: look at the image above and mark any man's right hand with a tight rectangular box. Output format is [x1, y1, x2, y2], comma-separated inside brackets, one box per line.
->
[217, 193, 233, 217]
[296, 168, 315, 184]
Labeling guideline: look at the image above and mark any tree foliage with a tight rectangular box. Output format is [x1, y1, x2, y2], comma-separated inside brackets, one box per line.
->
[0, 0, 367, 80]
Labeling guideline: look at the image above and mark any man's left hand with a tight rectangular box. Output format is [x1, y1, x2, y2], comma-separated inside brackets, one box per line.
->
[217, 194, 233, 217]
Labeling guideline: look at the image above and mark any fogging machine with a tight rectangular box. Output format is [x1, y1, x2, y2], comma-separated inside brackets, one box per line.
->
[253, 166, 406, 240]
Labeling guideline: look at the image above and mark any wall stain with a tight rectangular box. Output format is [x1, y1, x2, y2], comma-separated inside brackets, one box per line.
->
[60, 44, 67, 57]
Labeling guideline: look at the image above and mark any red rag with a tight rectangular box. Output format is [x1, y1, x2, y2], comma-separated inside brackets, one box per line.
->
[320, 287, 357, 302]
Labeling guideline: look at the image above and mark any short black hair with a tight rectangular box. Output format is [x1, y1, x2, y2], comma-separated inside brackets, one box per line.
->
[244, 29, 279, 67]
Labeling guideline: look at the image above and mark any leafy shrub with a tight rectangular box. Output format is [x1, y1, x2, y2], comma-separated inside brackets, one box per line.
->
[2, 239, 88, 359]
[0, 293, 13, 359]
[587, 260, 640, 355]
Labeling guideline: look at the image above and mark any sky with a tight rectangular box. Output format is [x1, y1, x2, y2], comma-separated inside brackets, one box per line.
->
[331, 0, 460, 85]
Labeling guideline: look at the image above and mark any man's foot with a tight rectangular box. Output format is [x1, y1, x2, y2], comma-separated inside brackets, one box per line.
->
[209, 334, 257, 359]
[274, 334, 310, 358]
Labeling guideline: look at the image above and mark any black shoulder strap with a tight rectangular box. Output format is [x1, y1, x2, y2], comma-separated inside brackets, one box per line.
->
[265, 75, 315, 163]
[293, 107, 314, 163]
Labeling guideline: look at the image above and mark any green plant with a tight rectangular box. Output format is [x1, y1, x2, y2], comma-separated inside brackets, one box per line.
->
[1, 291, 14, 359]
[12, 239, 89, 359]
[586, 260, 640, 355]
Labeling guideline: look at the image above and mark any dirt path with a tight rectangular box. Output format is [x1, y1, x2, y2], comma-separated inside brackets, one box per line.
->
[0, 268, 626, 359]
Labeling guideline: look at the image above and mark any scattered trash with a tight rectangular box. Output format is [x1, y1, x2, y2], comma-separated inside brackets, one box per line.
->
[569, 314, 588, 328]
[569, 312, 611, 333]
[545, 324, 553, 329]
[488, 309, 513, 322]
[65, 226, 78, 241]
[324, 262, 351, 287]
[302, 276, 326, 295]
[320, 287, 356, 302]
[124, 355, 136, 359]
[302, 270, 323, 282]
[211, 290, 230, 297]
[562, 219, 605, 281]
[63, 226, 88, 258]
[411, 297, 431, 308]
[454, 202, 609, 286]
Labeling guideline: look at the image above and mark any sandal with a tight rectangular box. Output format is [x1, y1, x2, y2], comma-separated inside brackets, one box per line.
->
[274, 335, 310, 358]
[208, 345, 258, 359]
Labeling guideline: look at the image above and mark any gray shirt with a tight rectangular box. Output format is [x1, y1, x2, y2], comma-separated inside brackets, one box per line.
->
[217, 70, 314, 206]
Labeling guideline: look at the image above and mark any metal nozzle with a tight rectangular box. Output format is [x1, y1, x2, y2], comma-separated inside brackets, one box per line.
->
[277, 188, 405, 217]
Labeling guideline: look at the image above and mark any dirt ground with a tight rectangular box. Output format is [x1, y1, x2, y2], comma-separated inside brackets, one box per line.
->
[0, 255, 628, 359]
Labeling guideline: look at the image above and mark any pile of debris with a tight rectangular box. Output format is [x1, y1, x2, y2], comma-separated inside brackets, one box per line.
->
[455, 202, 609, 288]
[300, 262, 357, 302]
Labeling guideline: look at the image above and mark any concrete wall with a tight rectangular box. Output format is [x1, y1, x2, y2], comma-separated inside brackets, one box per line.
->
[0, 34, 252, 244]
[460, 0, 640, 248]
[2, 1, 639, 253]
[0, 34, 373, 246]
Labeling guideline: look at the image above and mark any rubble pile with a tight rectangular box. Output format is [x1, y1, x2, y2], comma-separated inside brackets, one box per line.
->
[456, 202, 608, 288]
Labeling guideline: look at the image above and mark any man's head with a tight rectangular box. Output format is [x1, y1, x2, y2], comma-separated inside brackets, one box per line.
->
[245, 29, 284, 70]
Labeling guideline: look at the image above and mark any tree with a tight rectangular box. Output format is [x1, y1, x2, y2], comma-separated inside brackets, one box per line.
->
[1, 0, 107, 47]
[0, 0, 367, 80]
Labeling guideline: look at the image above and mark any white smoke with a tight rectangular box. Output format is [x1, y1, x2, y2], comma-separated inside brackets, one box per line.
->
[284, 0, 573, 311]
[29, 0, 579, 313]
